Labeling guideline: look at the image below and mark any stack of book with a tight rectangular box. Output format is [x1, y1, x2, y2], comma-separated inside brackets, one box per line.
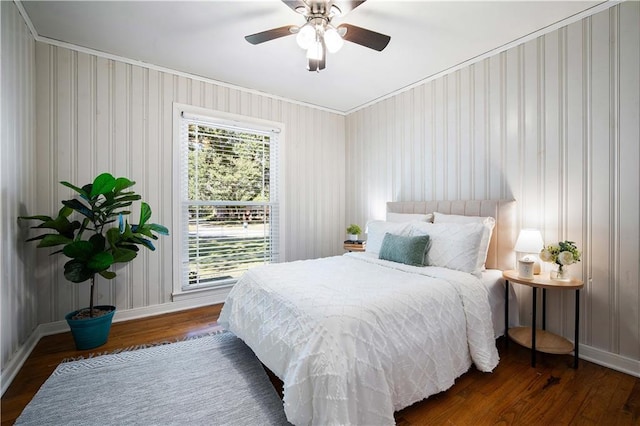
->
[343, 240, 366, 252]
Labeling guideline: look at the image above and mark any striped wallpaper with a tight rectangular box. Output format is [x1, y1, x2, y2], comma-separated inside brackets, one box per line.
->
[1, 0, 37, 391]
[346, 1, 640, 366]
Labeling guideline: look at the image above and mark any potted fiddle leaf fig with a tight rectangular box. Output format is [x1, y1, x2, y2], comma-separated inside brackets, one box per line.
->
[20, 172, 169, 350]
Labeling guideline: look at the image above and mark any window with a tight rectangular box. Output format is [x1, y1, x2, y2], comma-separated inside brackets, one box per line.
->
[176, 107, 281, 291]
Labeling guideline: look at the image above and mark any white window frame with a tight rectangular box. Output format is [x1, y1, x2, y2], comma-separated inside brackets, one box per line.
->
[172, 103, 285, 300]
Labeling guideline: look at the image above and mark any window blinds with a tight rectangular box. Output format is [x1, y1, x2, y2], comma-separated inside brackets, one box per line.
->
[179, 112, 280, 289]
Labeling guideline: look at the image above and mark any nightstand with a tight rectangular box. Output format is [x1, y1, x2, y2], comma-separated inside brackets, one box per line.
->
[503, 270, 584, 368]
[343, 241, 366, 252]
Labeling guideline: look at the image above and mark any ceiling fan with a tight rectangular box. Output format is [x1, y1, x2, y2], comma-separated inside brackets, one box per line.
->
[245, 0, 391, 72]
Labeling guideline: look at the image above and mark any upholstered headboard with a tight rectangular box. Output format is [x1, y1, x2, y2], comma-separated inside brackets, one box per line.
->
[386, 199, 516, 271]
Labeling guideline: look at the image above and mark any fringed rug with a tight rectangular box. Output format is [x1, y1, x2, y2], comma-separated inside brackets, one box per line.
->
[16, 331, 290, 425]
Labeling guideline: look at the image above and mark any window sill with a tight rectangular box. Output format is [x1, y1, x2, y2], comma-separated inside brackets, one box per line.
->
[171, 283, 234, 304]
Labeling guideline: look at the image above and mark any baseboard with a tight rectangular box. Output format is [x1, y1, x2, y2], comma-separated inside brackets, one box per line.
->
[579, 344, 640, 378]
[1, 326, 42, 396]
[1, 287, 229, 396]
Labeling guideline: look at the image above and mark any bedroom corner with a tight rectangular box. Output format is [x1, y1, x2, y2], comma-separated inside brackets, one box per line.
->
[344, 1, 640, 377]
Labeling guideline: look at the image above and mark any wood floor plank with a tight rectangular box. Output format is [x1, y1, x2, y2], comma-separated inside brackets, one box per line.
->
[2, 303, 638, 426]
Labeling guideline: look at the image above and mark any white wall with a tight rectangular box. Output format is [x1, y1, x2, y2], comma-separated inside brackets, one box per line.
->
[0, 0, 37, 392]
[32, 44, 345, 324]
[346, 2, 639, 372]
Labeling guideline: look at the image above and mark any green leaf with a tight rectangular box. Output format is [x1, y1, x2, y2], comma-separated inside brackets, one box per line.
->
[132, 224, 154, 238]
[117, 244, 139, 252]
[106, 227, 123, 248]
[32, 212, 76, 237]
[32, 220, 61, 230]
[60, 181, 89, 198]
[122, 222, 134, 238]
[149, 223, 169, 236]
[89, 233, 106, 252]
[131, 236, 155, 251]
[112, 248, 137, 263]
[19, 214, 53, 222]
[63, 240, 94, 260]
[113, 194, 141, 204]
[38, 234, 73, 248]
[21, 207, 76, 237]
[90, 173, 116, 198]
[139, 202, 151, 227]
[87, 252, 114, 272]
[64, 260, 93, 283]
[99, 270, 116, 280]
[100, 192, 116, 207]
[80, 184, 93, 201]
[62, 199, 94, 220]
[114, 177, 135, 193]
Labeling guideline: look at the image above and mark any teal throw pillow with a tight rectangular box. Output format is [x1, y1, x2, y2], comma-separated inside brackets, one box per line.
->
[378, 233, 430, 266]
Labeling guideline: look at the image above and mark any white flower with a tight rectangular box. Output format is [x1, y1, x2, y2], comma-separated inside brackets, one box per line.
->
[557, 251, 575, 265]
[540, 249, 554, 263]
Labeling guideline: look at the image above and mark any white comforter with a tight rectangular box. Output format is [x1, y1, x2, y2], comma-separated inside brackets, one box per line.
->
[218, 252, 499, 426]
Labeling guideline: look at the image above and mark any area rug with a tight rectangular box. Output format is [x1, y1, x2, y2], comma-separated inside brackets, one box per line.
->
[15, 331, 290, 425]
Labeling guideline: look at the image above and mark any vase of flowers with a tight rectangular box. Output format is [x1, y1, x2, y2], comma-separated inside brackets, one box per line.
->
[540, 240, 581, 281]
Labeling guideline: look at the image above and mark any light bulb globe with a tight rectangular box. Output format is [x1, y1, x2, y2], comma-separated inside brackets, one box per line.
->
[324, 27, 344, 53]
[306, 41, 323, 60]
[296, 24, 315, 49]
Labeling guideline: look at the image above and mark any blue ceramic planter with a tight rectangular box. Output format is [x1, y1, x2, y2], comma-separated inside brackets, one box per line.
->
[65, 305, 116, 350]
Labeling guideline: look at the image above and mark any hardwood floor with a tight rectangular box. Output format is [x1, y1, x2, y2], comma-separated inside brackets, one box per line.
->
[2, 304, 638, 425]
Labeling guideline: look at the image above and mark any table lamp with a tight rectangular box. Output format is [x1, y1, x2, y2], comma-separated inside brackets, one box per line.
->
[514, 228, 544, 274]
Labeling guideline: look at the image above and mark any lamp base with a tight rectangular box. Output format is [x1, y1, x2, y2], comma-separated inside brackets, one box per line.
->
[520, 254, 542, 275]
[533, 260, 541, 275]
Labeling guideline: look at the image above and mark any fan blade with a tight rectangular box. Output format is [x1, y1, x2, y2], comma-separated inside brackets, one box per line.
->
[245, 26, 296, 45]
[333, 1, 367, 15]
[282, 1, 306, 13]
[339, 23, 390, 51]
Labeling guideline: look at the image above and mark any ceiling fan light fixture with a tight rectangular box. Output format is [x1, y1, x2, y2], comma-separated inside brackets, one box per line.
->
[324, 26, 344, 53]
[296, 23, 316, 49]
[306, 40, 324, 61]
[245, 0, 391, 72]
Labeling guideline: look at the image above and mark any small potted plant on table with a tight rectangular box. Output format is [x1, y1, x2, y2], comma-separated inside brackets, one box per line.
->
[346, 224, 362, 242]
[20, 173, 168, 350]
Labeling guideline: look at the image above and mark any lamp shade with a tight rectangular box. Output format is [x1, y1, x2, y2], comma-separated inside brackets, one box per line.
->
[514, 228, 544, 253]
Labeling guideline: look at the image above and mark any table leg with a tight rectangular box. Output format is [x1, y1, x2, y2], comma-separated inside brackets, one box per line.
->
[505, 279, 509, 348]
[574, 289, 580, 368]
[542, 288, 547, 330]
[531, 286, 537, 367]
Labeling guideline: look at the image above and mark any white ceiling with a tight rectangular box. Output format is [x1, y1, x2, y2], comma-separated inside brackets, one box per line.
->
[20, 0, 607, 113]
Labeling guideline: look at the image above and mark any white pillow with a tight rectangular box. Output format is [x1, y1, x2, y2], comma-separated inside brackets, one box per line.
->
[408, 221, 487, 277]
[433, 212, 495, 269]
[365, 220, 411, 255]
[386, 212, 433, 223]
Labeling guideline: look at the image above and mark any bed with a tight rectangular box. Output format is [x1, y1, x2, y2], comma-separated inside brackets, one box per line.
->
[218, 199, 516, 426]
